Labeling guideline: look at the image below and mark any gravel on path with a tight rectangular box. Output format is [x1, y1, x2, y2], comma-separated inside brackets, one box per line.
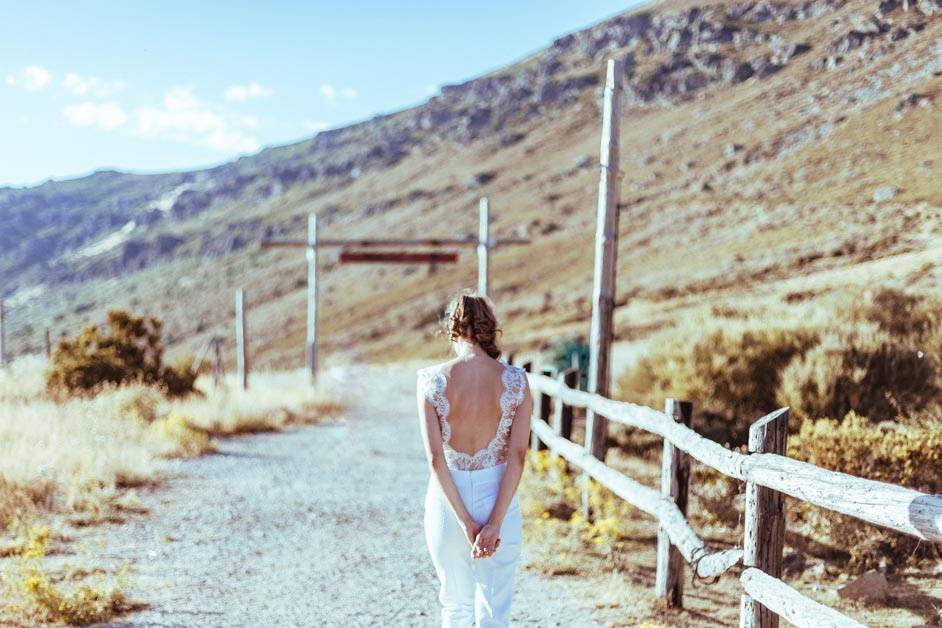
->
[91, 364, 601, 627]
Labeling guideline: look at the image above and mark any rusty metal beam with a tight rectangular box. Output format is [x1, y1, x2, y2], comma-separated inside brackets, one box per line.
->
[338, 250, 459, 264]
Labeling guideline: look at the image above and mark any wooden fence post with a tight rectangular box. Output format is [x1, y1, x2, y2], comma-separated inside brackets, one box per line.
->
[521, 361, 539, 450]
[0, 300, 5, 367]
[553, 367, 580, 441]
[477, 197, 490, 297]
[306, 213, 319, 382]
[532, 365, 555, 450]
[656, 399, 693, 607]
[584, 57, 624, 464]
[44, 328, 52, 358]
[551, 367, 580, 468]
[740, 409, 789, 628]
[212, 336, 224, 387]
[235, 290, 248, 390]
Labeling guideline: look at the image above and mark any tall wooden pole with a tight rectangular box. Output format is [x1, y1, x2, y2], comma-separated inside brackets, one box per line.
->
[306, 213, 319, 381]
[0, 300, 5, 367]
[740, 409, 789, 628]
[477, 197, 490, 297]
[656, 399, 693, 607]
[44, 328, 52, 358]
[212, 336, 224, 388]
[584, 58, 623, 464]
[235, 289, 248, 390]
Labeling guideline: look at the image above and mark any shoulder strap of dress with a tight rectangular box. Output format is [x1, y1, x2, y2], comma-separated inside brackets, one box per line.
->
[500, 364, 527, 415]
[512, 365, 527, 407]
[417, 367, 435, 400]
[418, 367, 450, 420]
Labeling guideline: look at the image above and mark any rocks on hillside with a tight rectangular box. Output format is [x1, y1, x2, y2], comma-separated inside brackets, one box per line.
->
[837, 569, 889, 603]
[819, 0, 942, 68]
[4, 0, 933, 297]
[872, 185, 900, 202]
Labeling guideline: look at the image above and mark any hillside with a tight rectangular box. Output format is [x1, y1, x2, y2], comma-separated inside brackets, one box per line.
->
[1, 0, 940, 370]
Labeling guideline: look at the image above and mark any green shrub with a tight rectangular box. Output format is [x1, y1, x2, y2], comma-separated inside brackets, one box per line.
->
[547, 337, 589, 389]
[789, 413, 942, 570]
[46, 309, 195, 397]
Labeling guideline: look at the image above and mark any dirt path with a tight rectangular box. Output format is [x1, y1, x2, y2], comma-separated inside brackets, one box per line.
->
[89, 364, 601, 627]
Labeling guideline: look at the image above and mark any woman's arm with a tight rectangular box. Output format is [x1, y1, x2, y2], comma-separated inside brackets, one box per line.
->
[417, 382, 480, 545]
[473, 379, 533, 558]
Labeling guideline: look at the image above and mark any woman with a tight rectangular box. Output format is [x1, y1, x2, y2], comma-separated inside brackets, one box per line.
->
[417, 293, 533, 627]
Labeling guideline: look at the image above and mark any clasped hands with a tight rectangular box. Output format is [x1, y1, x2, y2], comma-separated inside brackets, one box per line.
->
[463, 520, 501, 559]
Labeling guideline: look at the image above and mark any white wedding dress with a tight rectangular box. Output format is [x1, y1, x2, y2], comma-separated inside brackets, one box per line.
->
[418, 362, 527, 628]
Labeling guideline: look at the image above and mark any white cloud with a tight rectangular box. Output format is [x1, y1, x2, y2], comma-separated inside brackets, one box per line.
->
[56, 84, 260, 154]
[320, 83, 337, 102]
[6, 65, 52, 92]
[63, 72, 124, 97]
[320, 82, 358, 106]
[62, 102, 128, 130]
[224, 82, 273, 102]
[133, 87, 260, 153]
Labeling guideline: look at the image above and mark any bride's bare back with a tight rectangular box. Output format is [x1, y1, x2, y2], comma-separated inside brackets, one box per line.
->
[441, 356, 510, 455]
[418, 351, 528, 470]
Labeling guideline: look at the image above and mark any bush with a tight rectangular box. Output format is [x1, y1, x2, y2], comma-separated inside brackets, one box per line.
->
[779, 288, 942, 422]
[617, 288, 942, 442]
[547, 337, 589, 388]
[11, 523, 127, 625]
[161, 356, 199, 397]
[149, 413, 215, 457]
[777, 325, 940, 422]
[45, 309, 195, 397]
[863, 287, 939, 339]
[789, 413, 942, 569]
[617, 319, 816, 445]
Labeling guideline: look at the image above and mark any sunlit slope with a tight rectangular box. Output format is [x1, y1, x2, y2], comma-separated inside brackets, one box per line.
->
[1, 0, 939, 368]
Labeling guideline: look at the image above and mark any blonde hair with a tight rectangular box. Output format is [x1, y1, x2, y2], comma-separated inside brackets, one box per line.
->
[443, 292, 502, 359]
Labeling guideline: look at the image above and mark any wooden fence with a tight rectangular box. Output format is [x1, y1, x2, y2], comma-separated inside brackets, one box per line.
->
[523, 367, 942, 628]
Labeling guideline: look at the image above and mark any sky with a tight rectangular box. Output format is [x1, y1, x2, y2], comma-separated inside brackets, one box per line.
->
[1, 1, 641, 188]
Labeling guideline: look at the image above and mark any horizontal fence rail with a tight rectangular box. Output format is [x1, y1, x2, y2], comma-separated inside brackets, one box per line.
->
[527, 372, 942, 544]
[524, 370, 942, 627]
[531, 419, 742, 579]
[740, 568, 865, 628]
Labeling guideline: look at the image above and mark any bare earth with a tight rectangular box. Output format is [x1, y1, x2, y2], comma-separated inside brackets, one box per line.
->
[87, 364, 601, 627]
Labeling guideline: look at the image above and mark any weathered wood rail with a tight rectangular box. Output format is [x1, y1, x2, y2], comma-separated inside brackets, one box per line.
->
[524, 369, 942, 628]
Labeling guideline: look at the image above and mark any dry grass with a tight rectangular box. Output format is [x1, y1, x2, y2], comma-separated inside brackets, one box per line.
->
[0, 356, 343, 624]
[0, 383, 165, 529]
[166, 370, 344, 436]
[0, 523, 131, 626]
[0, 357, 342, 527]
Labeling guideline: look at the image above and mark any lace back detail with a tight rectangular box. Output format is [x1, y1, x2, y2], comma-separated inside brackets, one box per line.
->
[418, 363, 526, 471]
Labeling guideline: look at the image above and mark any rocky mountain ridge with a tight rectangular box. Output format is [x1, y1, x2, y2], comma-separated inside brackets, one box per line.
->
[1, 0, 939, 363]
